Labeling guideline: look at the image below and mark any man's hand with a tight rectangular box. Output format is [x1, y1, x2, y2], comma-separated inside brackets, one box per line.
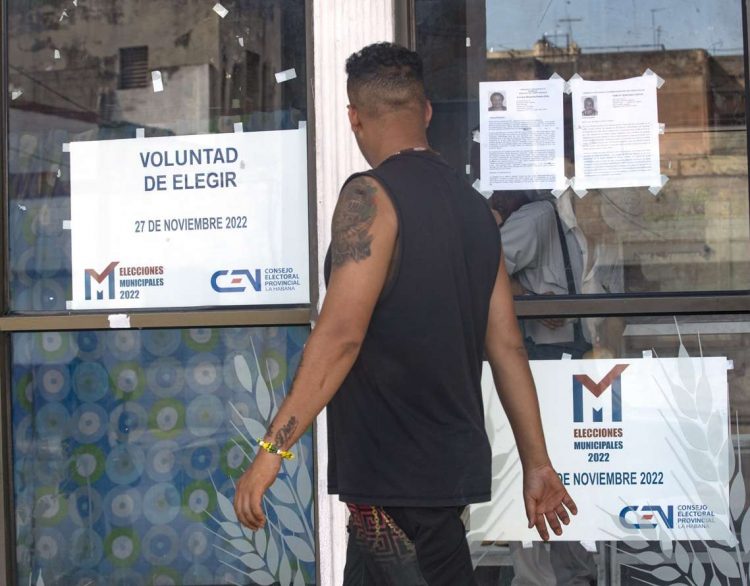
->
[234, 450, 283, 530]
[523, 463, 577, 541]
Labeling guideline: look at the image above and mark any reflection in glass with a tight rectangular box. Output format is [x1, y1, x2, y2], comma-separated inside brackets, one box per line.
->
[11, 326, 315, 585]
[417, 0, 750, 294]
[7, 0, 307, 311]
[469, 315, 750, 585]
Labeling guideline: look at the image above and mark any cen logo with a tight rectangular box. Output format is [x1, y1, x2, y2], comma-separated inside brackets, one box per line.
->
[211, 269, 262, 293]
[84, 261, 120, 300]
[573, 364, 629, 423]
[619, 505, 674, 529]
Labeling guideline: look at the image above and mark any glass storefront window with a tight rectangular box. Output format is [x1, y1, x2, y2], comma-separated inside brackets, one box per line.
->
[7, 0, 310, 312]
[11, 326, 315, 585]
[416, 0, 750, 295]
[469, 314, 750, 585]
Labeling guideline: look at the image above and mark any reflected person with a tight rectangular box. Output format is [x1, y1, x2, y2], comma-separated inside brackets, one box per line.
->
[490, 190, 595, 586]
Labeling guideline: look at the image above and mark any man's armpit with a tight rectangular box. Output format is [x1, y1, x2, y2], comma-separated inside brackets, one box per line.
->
[331, 177, 378, 268]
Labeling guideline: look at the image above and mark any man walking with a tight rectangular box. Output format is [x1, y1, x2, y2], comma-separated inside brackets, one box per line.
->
[233, 43, 576, 585]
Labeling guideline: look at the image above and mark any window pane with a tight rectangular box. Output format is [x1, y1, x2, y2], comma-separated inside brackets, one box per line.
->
[7, 0, 309, 312]
[11, 326, 315, 585]
[416, 0, 750, 295]
[470, 314, 749, 585]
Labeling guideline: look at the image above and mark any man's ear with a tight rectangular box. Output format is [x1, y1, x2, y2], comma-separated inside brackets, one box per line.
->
[348, 105, 361, 133]
[424, 100, 433, 128]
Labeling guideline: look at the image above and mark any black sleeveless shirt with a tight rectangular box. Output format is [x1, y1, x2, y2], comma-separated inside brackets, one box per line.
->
[324, 150, 500, 506]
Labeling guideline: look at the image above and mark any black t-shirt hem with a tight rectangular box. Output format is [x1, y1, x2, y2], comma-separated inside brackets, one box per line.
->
[331, 489, 491, 508]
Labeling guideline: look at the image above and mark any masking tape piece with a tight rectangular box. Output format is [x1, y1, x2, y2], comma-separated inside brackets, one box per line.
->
[643, 68, 666, 89]
[298, 120, 307, 129]
[549, 72, 564, 81]
[659, 123, 666, 135]
[65, 301, 73, 310]
[648, 175, 670, 196]
[54, 49, 61, 60]
[466, 37, 471, 47]
[551, 188, 566, 198]
[580, 541, 597, 553]
[465, 164, 471, 176]
[275, 68, 297, 84]
[108, 314, 131, 329]
[238, 37, 244, 47]
[62, 220, 72, 230]
[136, 128, 145, 138]
[472, 179, 493, 199]
[642, 350, 653, 358]
[17, 204, 27, 211]
[213, 3, 229, 18]
[62, 143, 70, 152]
[11, 89, 23, 100]
[521, 541, 533, 549]
[565, 73, 582, 95]
[233, 122, 243, 133]
[561, 353, 572, 360]
[473, 133, 480, 144]
[727, 360, 734, 370]
[151, 71, 164, 92]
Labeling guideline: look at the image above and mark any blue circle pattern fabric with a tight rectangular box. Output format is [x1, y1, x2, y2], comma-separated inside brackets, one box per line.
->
[11, 326, 315, 585]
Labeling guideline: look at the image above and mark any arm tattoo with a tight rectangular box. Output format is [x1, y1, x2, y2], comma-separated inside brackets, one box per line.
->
[331, 177, 378, 267]
[266, 416, 298, 449]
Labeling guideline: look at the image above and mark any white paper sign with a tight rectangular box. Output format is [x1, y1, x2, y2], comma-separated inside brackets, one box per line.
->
[471, 357, 730, 542]
[70, 129, 310, 310]
[570, 76, 661, 190]
[479, 79, 566, 192]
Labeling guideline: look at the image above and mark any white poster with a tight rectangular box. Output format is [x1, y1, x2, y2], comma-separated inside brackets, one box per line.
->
[570, 76, 662, 190]
[70, 129, 310, 309]
[479, 79, 566, 192]
[471, 357, 730, 542]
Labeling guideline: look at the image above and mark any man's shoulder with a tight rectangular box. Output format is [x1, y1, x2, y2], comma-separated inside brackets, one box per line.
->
[507, 200, 555, 223]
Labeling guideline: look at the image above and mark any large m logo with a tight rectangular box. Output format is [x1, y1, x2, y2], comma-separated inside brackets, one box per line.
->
[84, 262, 119, 300]
[573, 365, 629, 423]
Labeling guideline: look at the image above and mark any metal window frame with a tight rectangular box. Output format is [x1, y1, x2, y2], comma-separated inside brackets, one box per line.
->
[0, 0, 318, 583]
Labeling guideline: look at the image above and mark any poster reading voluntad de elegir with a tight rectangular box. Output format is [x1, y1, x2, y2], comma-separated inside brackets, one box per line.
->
[69, 129, 309, 310]
[471, 357, 731, 542]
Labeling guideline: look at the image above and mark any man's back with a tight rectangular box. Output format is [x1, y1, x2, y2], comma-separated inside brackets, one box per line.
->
[326, 149, 500, 506]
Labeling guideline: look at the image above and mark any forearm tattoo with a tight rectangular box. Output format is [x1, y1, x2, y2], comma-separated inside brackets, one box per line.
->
[266, 416, 298, 449]
[331, 177, 377, 267]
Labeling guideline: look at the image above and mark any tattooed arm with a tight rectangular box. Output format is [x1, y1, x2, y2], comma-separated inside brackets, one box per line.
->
[234, 175, 397, 530]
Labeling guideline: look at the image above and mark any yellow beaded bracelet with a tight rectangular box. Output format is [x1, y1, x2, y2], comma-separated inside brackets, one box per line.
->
[257, 438, 294, 460]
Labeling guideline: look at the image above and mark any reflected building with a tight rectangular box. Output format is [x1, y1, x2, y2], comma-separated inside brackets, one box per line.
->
[6, 0, 306, 312]
[481, 42, 749, 295]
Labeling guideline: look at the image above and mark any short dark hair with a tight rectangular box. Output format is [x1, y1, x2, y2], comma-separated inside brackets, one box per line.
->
[489, 191, 531, 222]
[346, 42, 426, 113]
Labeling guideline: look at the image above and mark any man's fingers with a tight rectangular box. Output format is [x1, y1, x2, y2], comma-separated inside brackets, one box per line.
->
[234, 485, 264, 531]
[544, 510, 562, 536]
[535, 513, 550, 541]
[563, 492, 578, 515]
[237, 490, 257, 530]
[524, 496, 537, 529]
[249, 492, 266, 529]
[556, 504, 571, 525]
